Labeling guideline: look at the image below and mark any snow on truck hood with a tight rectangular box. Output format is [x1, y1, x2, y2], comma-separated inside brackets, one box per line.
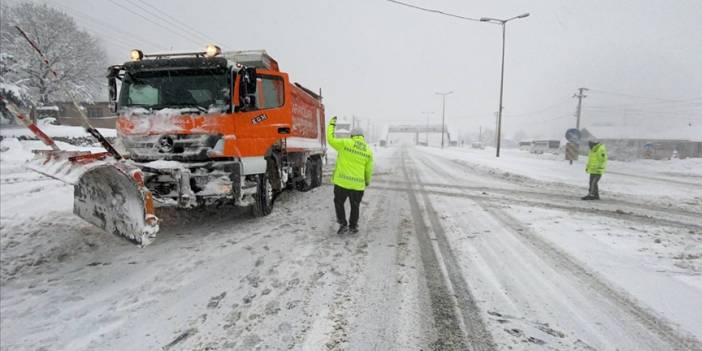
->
[118, 107, 224, 135]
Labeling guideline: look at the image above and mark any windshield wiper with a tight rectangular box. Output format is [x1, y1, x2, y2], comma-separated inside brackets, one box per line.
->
[152, 104, 208, 113]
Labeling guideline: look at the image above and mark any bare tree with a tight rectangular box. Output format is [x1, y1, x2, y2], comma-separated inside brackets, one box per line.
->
[0, 2, 107, 105]
[0, 52, 30, 124]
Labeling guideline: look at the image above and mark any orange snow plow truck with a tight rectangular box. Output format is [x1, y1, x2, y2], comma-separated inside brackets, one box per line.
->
[23, 47, 326, 246]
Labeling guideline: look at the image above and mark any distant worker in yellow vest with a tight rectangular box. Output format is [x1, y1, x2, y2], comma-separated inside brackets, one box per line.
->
[327, 116, 374, 234]
[582, 140, 607, 200]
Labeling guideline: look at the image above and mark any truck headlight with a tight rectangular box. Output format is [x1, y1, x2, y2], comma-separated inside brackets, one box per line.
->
[205, 44, 221, 58]
[130, 49, 144, 61]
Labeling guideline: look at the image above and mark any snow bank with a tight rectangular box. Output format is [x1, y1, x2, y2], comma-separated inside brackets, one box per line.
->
[0, 124, 116, 139]
[0, 137, 32, 162]
[421, 146, 702, 201]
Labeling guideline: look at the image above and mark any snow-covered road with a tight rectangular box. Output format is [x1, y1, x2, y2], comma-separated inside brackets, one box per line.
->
[1, 142, 701, 350]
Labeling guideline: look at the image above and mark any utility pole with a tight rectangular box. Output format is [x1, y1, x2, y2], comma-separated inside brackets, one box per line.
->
[494, 111, 499, 147]
[573, 87, 588, 130]
[421, 111, 434, 145]
[366, 119, 371, 141]
[435, 91, 453, 149]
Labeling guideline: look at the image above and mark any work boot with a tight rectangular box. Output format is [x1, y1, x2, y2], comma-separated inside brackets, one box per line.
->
[337, 225, 348, 235]
[349, 226, 359, 234]
[592, 195, 600, 200]
[581, 195, 594, 200]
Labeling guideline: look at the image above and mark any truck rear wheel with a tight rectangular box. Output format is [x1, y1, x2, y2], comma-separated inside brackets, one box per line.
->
[296, 158, 314, 191]
[251, 173, 274, 217]
[311, 157, 323, 188]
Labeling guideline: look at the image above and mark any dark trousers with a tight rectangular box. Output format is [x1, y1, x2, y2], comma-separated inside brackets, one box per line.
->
[334, 185, 364, 227]
[588, 174, 602, 197]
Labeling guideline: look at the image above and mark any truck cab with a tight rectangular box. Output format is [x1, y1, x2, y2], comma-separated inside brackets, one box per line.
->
[107, 47, 326, 215]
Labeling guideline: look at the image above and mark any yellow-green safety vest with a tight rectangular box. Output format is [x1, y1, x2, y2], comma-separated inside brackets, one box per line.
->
[327, 122, 374, 191]
[586, 143, 607, 174]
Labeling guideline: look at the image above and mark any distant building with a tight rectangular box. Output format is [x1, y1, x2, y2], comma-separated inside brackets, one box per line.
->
[518, 141, 532, 151]
[581, 127, 702, 160]
[48, 102, 116, 129]
[530, 140, 560, 154]
[386, 124, 451, 147]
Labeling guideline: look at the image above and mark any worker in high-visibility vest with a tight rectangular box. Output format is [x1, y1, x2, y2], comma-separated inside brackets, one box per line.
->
[327, 116, 374, 234]
[582, 140, 607, 200]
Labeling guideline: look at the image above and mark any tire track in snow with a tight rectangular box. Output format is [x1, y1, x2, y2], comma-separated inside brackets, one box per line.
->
[370, 183, 702, 232]
[480, 206, 702, 351]
[401, 148, 496, 351]
[607, 170, 702, 189]
[412, 153, 702, 231]
[446, 159, 702, 217]
[377, 178, 702, 219]
[413, 149, 702, 351]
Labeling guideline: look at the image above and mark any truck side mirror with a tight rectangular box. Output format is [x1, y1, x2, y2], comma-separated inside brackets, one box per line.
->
[244, 67, 257, 93]
[239, 67, 258, 110]
[106, 66, 120, 112]
[108, 77, 117, 102]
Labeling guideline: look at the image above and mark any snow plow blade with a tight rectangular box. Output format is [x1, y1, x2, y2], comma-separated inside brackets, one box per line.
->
[74, 163, 159, 246]
[26, 150, 160, 246]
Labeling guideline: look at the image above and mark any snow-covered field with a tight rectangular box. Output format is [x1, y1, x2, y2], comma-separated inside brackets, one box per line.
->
[1, 133, 701, 350]
[0, 123, 117, 140]
[422, 146, 702, 202]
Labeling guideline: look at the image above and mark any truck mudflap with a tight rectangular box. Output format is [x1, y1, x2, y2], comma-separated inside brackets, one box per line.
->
[74, 163, 159, 246]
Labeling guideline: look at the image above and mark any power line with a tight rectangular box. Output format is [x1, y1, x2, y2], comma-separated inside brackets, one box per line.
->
[133, 0, 215, 43]
[105, 0, 201, 47]
[454, 99, 572, 120]
[583, 107, 702, 116]
[121, 0, 208, 45]
[503, 98, 572, 118]
[588, 88, 700, 103]
[81, 27, 144, 52]
[385, 0, 482, 22]
[585, 99, 702, 110]
[46, 0, 167, 50]
[584, 105, 702, 112]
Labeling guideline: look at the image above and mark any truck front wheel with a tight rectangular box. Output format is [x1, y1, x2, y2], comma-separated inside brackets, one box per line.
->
[251, 173, 274, 217]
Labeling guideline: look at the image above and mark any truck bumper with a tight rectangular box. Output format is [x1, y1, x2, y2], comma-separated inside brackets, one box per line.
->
[136, 160, 246, 208]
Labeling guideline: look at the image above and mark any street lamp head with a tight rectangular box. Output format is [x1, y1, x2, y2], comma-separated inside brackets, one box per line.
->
[480, 17, 491, 22]
[517, 13, 530, 18]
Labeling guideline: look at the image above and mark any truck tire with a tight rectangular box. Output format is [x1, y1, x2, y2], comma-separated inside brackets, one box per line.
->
[251, 173, 274, 217]
[311, 157, 323, 188]
[296, 158, 314, 191]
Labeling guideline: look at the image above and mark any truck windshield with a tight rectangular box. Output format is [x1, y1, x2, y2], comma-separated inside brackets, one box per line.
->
[119, 68, 229, 112]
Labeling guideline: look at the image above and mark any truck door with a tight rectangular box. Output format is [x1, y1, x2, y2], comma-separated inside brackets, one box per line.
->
[234, 70, 288, 157]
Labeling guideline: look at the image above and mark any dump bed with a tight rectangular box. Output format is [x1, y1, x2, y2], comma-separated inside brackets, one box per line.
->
[286, 82, 325, 152]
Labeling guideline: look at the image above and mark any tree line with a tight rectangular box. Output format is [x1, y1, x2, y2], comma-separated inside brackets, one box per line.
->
[1, 2, 106, 122]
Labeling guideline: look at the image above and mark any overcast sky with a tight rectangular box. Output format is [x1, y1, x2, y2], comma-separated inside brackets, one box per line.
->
[30, 0, 702, 140]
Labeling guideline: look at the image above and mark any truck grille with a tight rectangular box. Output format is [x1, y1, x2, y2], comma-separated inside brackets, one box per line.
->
[122, 134, 221, 161]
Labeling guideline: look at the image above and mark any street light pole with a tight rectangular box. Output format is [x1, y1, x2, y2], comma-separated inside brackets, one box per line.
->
[480, 13, 529, 158]
[435, 91, 453, 149]
[496, 22, 506, 157]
